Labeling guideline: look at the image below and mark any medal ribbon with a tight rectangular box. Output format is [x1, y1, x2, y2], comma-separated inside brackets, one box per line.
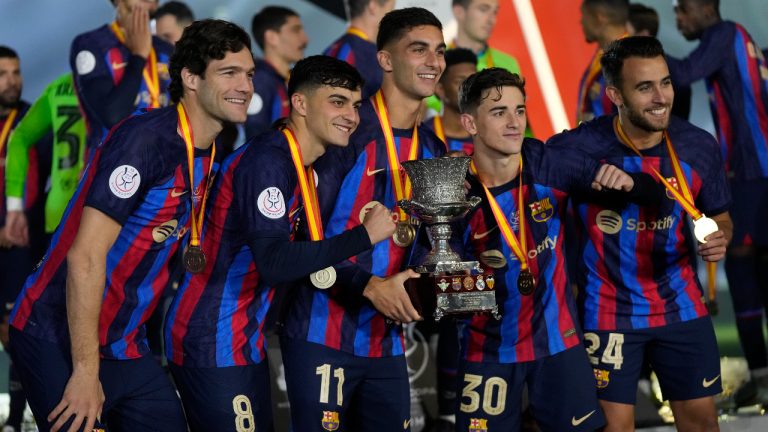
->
[177, 103, 216, 248]
[346, 27, 369, 41]
[470, 159, 530, 272]
[0, 109, 18, 155]
[283, 127, 324, 241]
[433, 116, 447, 147]
[371, 90, 420, 221]
[110, 21, 160, 108]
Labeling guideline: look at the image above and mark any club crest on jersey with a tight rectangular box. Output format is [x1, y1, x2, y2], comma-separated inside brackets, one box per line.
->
[594, 368, 610, 388]
[469, 418, 489, 431]
[529, 197, 554, 222]
[665, 177, 679, 200]
[322, 411, 340, 431]
[109, 165, 141, 199]
[258, 187, 286, 219]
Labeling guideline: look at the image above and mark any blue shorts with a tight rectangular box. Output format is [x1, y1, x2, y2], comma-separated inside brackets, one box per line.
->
[169, 361, 273, 432]
[730, 178, 768, 247]
[0, 246, 32, 312]
[9, 328, 186, 432]
[456, 346, 604, 432]
[280, 337, 410, 432]
[584, 316, 721, 404]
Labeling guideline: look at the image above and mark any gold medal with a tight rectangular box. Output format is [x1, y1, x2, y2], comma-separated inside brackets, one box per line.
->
[310, 266, 336, 289]
[517, 270, 535, 296]
[183, 245, 206, 273]
[393, 222, 416, 247]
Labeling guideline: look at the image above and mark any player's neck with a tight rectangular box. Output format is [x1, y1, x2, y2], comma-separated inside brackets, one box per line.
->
[473, 148, 521, 187]
[598, 26, 627, 50]
[618, 115, 663, 150]
[441, 108, 470, 138]
[380, 80, 422, 129]
[179, 96, 221, 150]
[286, 118, 325, 165]
[454, 32, 486, 54]
[349, 18, 376, 41]
[265, 52, 290, 79]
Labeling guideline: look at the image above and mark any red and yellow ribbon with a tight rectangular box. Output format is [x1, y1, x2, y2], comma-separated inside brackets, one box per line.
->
[111, 21, 160, 108]
[470, 159, 530, 273]
[433, 116, 446, 147]
[177, 103, 216, 248]
[371, 90, 420, 222]
[283, 127, 324, 241]
[0, 108, 18, 155]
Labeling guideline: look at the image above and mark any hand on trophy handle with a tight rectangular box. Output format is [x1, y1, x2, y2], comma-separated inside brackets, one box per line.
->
[362, 204, 397, 244]
[591, 164, 635, 192]
[363, 270, 423, 324]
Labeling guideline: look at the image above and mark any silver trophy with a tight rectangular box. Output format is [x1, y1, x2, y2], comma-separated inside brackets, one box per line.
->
[399, 156, 501, 321]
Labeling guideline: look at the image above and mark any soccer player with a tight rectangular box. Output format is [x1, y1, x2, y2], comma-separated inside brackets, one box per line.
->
[9, 19, 254, 432]
[668, 0, 768, 409]
[577, 0, 629, 124]
[154, 0, 195, 45]
[549, 36, 731, 432]
[424, 48, 477, 155]
[324, 0, 395, 99]
[164, 54, 397, 432]
[71, 0, 173, 153]
[245, 6, 308, 139]
[279, 7, 446, 431]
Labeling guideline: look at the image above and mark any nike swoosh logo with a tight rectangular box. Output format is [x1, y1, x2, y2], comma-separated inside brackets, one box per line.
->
[473, 226, 498, 240]
[702, 375, 720, 388]
[571, 410, 595, 426]
[112, 62, 127, 70]
[367, 167, 385, 176]
[289, 207, 302, 218]
[170, 189, 188, 198]
[403, 419, 411, 429]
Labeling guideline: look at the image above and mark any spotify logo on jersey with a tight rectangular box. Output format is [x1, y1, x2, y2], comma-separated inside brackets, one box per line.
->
[596, 210, 623, 235]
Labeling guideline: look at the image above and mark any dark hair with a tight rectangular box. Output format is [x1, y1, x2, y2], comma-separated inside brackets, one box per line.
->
[169, 19, 252, 103]
[347, 0, 390, 19]
[288, 55, 363, 97]
[451, 0, 472, 7]
[0, 46, 19, 60]
[689, 0, 720, 11]
[442, 48, 477, 82]
[377, 7, 443, 50]
[582, 0, 629, 26]
[600, 36, 664, 87]
[251, 6, 299, 51]
[459, 67, 526, 114]
[155, 1, 195, 24]
[628, 4, 658, 37]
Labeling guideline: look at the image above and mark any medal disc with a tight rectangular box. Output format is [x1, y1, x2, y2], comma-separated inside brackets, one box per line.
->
[393, 222, 416, 247]
[310, 266, 336, 289]
[693, 216, 719, 243]
[517, 270, 535, 296]
[184, 245, 206, 273]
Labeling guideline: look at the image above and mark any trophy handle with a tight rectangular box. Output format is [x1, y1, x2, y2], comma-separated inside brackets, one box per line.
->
[468, 196, 482, 208]
[397, 199, 428, 214]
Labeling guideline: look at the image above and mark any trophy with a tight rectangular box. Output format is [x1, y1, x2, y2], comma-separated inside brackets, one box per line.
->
[399, 156, 500, 321]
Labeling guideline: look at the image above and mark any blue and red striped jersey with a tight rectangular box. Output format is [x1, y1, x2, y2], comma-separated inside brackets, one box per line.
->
[280, 98, 446, 357]
[667, 21, 768, 181]
[324, 31, 382, 99]
[10, 106, 217, 360]
[460, 139, 599, 363]
[244, 59, 289, 139]
[548, 115, 731, 331]
[70, 24, 172, 151]
[1, 102, 31, 227]
[422, 116, 474, 155]
[577, 50, 615, 124]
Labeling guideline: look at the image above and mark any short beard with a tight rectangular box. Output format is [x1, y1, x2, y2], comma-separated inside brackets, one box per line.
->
[0, 93, 20, 110]
[623, 104, 669, 133]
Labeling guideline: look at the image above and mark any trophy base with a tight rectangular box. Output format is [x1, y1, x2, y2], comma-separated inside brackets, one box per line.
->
[405, 263, 501, 322]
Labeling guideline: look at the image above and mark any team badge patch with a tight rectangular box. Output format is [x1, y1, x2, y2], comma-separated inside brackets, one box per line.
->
[594, 368, 611, 389]
[469, 418, 489, 431]
[529, 197, 554, 222]
[258, 187, 286, 219]
[665, 177, 679, 200]
[75, 50, 96, 75]
[322, 410, 340, 431]
[109, 165, 141, 199]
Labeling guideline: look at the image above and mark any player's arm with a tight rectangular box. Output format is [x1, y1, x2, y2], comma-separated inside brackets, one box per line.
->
[665, 28, 731, 87]
[48, 207, 119, 432]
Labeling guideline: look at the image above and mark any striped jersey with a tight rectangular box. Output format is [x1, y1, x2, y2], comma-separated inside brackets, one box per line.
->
[460, 139, 597, 363]
[324, 31, 381, 99]
[577, 48, 615, 124]
[10, 106, 217, 360]
[244, 59, 288, 139]
[667, 21, 768, 181]
[548, 115, 731, 331]
[70, 24, 172, 151]
[280, 98, 446, 357]
[422, 116, 474, 154]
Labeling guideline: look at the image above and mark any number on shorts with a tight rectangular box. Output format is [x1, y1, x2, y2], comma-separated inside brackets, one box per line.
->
[460, 374, 507, 415]
[316, 364, 345, 406]
[232, 394, 255, 432]
[584, 332, 625, 370]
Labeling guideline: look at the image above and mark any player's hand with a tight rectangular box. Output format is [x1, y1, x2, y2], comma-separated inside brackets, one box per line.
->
[0, 227, 12, 249]
[4, 210, 29, 246]
[362, 204, 396, 244]
[698, 230, 727, 262]
[48, 370, 105, 432]
[0, 314, 9, 349]
[591, 164, 634, 192]
[124, 3, 152, 59]
[363, 270, 422, 324]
